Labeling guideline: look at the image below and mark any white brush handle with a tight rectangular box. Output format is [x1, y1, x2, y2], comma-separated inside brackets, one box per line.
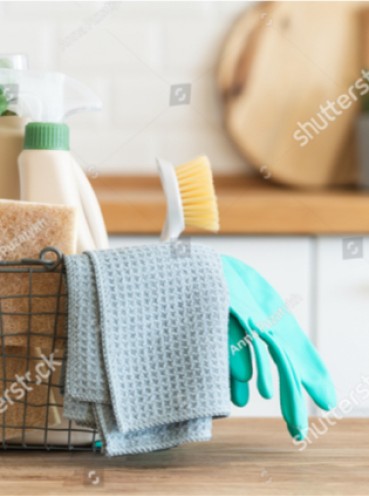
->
[156, 157, 185, 241]
[72, 158, 110, 250]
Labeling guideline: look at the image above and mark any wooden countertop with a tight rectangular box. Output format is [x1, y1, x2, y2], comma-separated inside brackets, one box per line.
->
[93, 175, 369, 235]
[1, 418, 368, 495]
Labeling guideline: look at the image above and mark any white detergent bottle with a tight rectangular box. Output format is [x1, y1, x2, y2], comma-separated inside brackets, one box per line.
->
[20, 122, 96, 251]
[9, 69, 109, 252]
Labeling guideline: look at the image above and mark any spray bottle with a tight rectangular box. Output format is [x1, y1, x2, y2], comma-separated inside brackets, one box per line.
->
[0, 68, 110, 252]
[0, 54, 29, 199]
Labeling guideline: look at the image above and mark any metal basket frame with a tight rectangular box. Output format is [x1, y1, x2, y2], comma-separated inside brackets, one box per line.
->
[0, 247, 99, 451]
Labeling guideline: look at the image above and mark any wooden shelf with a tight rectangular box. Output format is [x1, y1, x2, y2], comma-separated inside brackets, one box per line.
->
[92, 175, 369, 235]
[2, 418, 369, 495]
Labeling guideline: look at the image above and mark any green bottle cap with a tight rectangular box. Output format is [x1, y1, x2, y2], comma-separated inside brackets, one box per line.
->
[24, 122, 69, 151]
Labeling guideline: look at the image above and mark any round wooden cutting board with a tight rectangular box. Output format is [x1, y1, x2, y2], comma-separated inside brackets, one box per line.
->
[218, 2, 363, 188]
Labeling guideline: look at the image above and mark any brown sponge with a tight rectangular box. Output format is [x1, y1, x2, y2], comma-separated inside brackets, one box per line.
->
[0, 200, 76, 349]
[0, 199, 77, 260]
[0, 271, 67, 350]
[0, 200, 77, 441]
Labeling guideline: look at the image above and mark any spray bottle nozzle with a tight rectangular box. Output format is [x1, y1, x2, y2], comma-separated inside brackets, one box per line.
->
[0, 69, 102, 122]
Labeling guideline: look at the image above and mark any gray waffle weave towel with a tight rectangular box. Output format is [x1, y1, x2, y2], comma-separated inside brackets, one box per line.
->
[63, 243, 230, 455]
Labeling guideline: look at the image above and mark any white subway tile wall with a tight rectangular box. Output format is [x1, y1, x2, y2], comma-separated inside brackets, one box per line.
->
[0, 1, 252, 175]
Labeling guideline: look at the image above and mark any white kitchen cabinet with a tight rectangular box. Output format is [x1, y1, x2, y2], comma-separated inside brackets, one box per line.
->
[316, 236, 369, 416]
[109, 235, 314, 418]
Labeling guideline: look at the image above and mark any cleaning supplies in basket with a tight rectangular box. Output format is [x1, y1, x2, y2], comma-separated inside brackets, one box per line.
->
[63, 243, 230, 456]
[0, 68, 108, 252]
[0, 65, 108, 447]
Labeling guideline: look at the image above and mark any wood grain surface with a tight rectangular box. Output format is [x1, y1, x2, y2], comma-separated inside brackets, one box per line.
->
[93, 175, 369, 235]
[0, 418, 368, 495]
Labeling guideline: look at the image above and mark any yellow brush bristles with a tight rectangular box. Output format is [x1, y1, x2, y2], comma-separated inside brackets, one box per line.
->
[175, 156, 219, 232]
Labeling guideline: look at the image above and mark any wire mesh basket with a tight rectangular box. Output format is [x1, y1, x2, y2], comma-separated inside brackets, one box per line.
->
[0, 247, 98, 451]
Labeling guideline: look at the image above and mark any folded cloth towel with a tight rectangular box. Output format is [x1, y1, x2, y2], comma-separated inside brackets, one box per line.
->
[63, 243, 230, 455]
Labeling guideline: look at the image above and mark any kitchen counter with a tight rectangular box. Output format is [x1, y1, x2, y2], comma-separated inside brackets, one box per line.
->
[93, 175, 369, 235]
[1, 418, 368, 495]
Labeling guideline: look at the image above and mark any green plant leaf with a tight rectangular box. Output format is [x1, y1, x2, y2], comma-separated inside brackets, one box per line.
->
[362, 93, 369, 113]
[360, 69, 369, 113]
[0, 93, 8, 116]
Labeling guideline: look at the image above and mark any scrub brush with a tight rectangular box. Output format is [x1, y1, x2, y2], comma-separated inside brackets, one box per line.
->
[157, 155, 219, 241]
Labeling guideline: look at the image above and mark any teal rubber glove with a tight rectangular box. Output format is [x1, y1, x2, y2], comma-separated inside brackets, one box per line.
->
[229, 313, 273, 406]
[229, 313, 252, 406]
[223, 255, 336, 440]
